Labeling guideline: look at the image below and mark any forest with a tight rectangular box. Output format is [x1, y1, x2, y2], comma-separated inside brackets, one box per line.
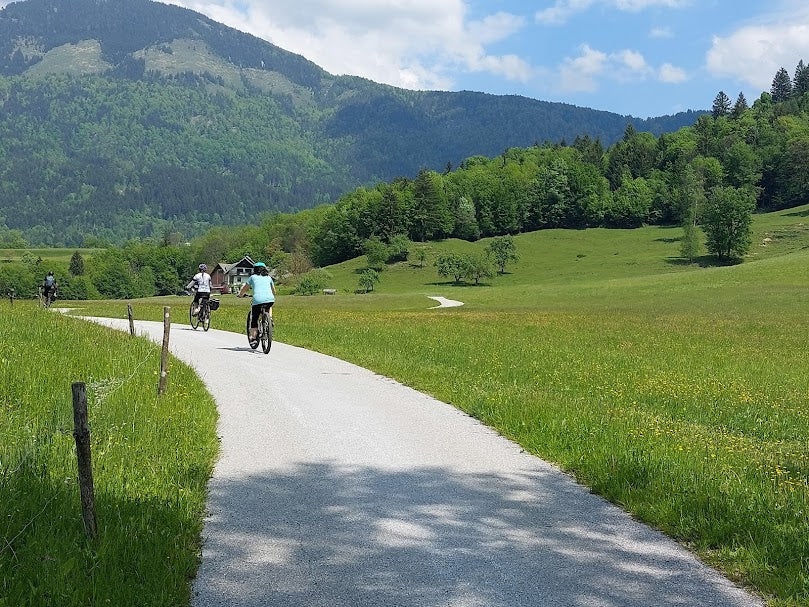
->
[2, 61, 807, 301]
[0, 0, 702, 246]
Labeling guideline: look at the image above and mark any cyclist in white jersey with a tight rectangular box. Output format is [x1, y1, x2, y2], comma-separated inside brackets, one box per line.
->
[187, 263, 212, 315]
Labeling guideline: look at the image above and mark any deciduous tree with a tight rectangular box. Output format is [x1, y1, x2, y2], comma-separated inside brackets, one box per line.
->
[485, 235, 519, 274]
[702, 186, 755, 260]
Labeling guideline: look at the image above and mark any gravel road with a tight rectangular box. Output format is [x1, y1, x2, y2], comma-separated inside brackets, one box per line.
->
[85, 316, 762, 607]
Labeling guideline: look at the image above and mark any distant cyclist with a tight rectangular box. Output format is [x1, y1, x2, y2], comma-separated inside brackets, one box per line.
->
[41, 271, 58, 305]
[187, 263, 212, 315]
[238, 262, 276, 342]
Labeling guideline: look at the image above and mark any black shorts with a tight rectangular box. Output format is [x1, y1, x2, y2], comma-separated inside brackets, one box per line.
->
[249, 302, 274, 328]
[193, 292, 210, 305]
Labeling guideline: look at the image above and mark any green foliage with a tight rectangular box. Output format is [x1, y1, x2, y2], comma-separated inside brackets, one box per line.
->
[465, 254, 495, 285]
[452, 196, 480, 241]
[386, 234, 411, 263]
[0, 226, 27, 248]
[293, 269, 331, 295]
[68, 250, 85, 276]
[59, 274, 100, 300]
[771, 67, 793, 103]
[702, 187, 755, 260]
[485, 235, 519, 274]
[358, 268, 380, 293]
[435, 252, 472, 284]
[711, 90, 731, 118]
[364, 237, 389, 270]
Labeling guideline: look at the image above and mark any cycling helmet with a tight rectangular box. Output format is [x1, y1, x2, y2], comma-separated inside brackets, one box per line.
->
[254, 262, 266, 268]
[47, 270, 54, 276]
[198, 263, 207, 271]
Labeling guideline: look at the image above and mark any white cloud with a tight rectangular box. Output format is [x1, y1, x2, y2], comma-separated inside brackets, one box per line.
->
[613, 0, 689, 10]
[559, 44, 608, 92]
[649, 26, 674, 39]
[659, 63, 687, 83]
[706, 14, 809, 90]
[161, 1, 533, 90]
[558, 44, 683, 92]
[536, 0, 593, 25]
[537, 0, 688, 25]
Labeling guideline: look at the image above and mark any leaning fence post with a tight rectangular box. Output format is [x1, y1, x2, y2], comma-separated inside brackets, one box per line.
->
[127, 303, 135, 336]
[158, 306, 170, 395]
[72, 382, 98, 540]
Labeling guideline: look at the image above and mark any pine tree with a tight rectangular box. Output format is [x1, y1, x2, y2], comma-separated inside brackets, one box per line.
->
[771, 67, 793, 102]
[731, 92, 748, 118]
[69, 251, 85, 276]
[711, 91, 731, 118]
[794, 59, 809, 96]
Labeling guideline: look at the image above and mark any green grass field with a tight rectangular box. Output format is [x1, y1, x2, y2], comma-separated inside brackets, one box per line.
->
[0, 305, 218, 606]
[0, 248, 100, 264]
[30, 205, 809, 606]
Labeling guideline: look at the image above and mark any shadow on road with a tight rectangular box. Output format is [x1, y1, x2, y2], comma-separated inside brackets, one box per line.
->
[193, 462, 755, 607]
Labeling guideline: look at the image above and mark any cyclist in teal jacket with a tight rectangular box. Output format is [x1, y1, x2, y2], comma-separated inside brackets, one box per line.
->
[238, 262, 276, 341]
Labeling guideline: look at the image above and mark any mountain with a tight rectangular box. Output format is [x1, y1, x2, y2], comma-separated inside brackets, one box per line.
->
[0, 0, 705, 245]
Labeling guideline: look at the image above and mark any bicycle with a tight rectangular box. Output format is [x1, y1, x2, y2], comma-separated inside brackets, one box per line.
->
[39, 286, 57, 308]
[246, 304, 273, 353]
[189, 297, 211, 331]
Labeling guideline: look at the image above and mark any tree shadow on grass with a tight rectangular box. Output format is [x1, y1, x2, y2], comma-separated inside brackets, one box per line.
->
[425, 281, 490, 288]
[665, 255, 743, 268]
[191, 462, 757, 607]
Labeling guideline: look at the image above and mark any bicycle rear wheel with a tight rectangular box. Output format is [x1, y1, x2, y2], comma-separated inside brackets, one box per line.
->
[202, 304, 211, 331]
[246, 310, 258, 349]
[190, 302, 199, 330]
[260, 311, 272, 353]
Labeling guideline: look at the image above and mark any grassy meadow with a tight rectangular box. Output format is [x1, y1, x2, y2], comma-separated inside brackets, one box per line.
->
[0, 305, 218, 605]
[52, 204, 809, 605]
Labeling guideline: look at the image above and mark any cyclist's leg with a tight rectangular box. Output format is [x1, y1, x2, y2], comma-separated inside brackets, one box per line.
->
[249, 303, 261, 339]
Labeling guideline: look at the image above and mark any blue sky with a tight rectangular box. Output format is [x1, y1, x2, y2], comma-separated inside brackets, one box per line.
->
[10, 0, 809, 118]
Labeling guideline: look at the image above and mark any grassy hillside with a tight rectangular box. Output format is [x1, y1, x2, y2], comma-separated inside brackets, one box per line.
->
[69, 209, 809, 605]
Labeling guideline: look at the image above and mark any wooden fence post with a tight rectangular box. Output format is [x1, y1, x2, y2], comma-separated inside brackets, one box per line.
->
[71, 382, 98, 540]
[158, 306, 170, 395]
[127, 303, 135, 336]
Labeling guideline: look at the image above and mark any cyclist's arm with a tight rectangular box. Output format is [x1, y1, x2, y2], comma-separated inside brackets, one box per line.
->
[237, 283, 250, 298]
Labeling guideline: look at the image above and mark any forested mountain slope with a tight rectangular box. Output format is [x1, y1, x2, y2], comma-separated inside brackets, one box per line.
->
[0, 0, 702, 245]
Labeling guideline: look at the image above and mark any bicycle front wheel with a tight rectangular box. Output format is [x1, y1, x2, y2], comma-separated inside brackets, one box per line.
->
[260, 312, 272, 354]
[190, 302, 199, 330]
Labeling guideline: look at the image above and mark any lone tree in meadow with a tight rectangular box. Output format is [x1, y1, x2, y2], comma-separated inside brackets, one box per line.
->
[358, 268, 380, 293]
[486, 235, 519, 274]
[414, 246, 429, 268]
[466, 254, 495, 285]
[701, 186, 755, 260]
[436, 252, 472, 284]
